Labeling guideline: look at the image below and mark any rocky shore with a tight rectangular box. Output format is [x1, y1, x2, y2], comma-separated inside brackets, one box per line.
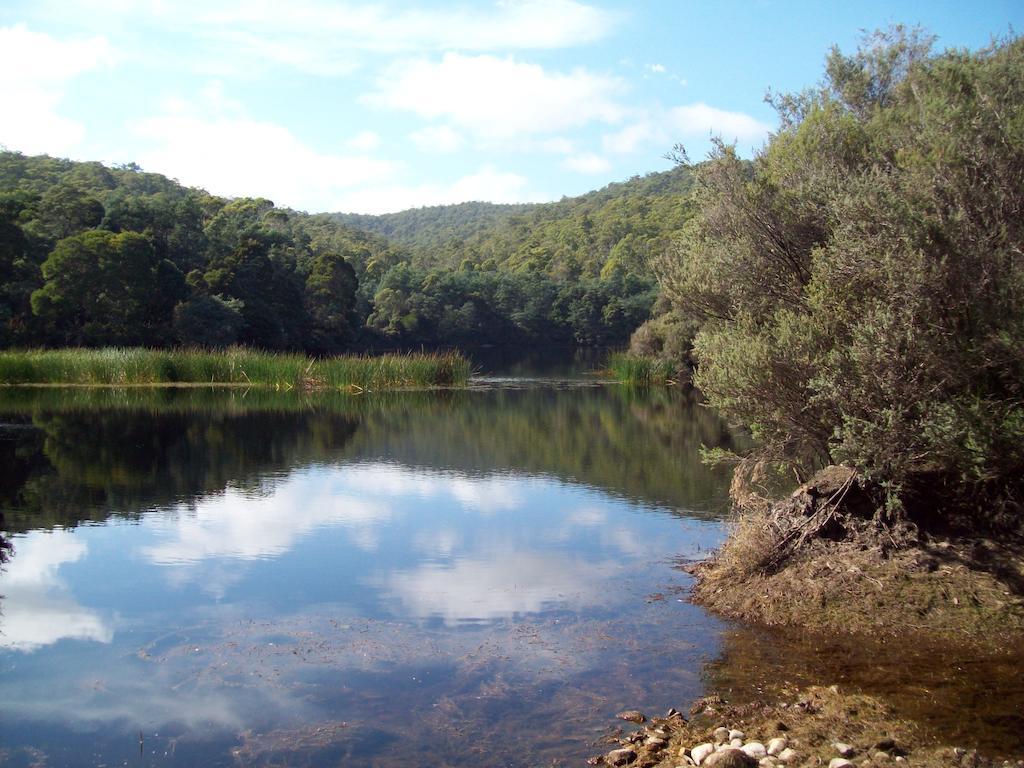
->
[589, 686, 1024, 768]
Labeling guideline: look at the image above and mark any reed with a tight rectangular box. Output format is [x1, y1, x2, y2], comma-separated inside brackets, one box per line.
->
[606, 352, 678, 386]
[0, 348, 472, 390]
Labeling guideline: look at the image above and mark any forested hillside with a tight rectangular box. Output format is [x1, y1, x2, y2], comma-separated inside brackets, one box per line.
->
[333, 166, 694, 279]
[0, 151, 694, 351]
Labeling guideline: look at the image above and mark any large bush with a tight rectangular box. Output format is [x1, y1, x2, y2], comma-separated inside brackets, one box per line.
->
[655, 29, 1024, 511]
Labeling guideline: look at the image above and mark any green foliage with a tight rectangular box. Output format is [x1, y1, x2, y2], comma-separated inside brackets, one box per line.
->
[0, 150, 688, 351]
[173, 294, 245, 347]
[333, 166, 694, 283]
[655, 29, 1024, 506]
[0, 152, 392, 352]
[606, 352, 677, 386]
[31, 230, 170, 346]
[0, 347, 471, 389]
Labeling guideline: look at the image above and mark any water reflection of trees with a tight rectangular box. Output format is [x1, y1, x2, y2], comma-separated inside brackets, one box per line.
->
[0, 399, 360, 531]
[0, 384, 741, 534]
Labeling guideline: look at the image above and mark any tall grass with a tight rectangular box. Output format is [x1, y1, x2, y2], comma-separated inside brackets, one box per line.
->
[606, 352, 678, 386]
[0, 348, 471, 390]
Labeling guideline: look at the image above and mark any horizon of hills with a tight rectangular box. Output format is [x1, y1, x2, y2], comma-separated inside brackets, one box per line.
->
[0, 150, 694, 351]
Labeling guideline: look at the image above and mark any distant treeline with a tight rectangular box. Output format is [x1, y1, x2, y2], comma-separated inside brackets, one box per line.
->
[0, 152, 694, 352]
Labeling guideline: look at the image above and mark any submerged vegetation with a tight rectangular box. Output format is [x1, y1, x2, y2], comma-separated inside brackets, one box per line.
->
[0, 347, 470, 389]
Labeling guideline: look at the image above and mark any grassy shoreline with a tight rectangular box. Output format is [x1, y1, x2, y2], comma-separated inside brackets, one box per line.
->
[0, 348, 471, 390]
[606, 352, 680, 386]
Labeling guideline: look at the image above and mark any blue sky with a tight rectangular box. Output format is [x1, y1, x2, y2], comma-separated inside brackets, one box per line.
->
[1, 1, 1020, 214]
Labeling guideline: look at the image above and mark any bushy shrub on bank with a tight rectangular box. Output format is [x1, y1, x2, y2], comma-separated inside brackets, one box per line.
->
[655, 29, 1024, 520]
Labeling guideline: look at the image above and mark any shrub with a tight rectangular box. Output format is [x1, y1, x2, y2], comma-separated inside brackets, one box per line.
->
[654, 29, 1024, 514]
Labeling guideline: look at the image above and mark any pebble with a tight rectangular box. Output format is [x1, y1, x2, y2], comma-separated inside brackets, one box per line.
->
[830, 760, 856, 768]
[873, 753, 890, 762]
[607, 747, 637, 766]
[759, 759, 777, 768]
[729, 730, 746, 742]
[691, 743, 716, 765]
[742, 742, 768, 759]
[714, 728, 730, 744]
[705, 748, 758, 768]
[894, 758, 906, 764]
[835, 743, 856, 758]
[646, 738, 668, 751]
[731, 738, 745, 748]
[767, 738, 788, 756]
[777, 748, 798, 764]
[617, 711, 646, 724]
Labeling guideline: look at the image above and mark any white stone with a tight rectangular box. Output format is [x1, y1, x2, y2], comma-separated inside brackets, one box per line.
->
[743, 743, 768, 759]
[894, 758, 906, 764]
[731, 739, 744, 748]
[729, 730, 746, 742]
[607, 747, 637, 766]
[835, 743, 856, 758]
[767, 738, 788, 756]
[759, 759, 777, 768]
[692, 743, 716, 765]
[778, 749, 798, 765]
[830, 759, 856, 768]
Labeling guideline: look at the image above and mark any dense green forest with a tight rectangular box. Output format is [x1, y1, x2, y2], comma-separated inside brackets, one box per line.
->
[0, 152, 693, 352]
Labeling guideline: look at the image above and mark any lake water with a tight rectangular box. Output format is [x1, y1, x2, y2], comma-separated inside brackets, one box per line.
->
[0, 366, 740, 767]
[3, 363, 1022, 766]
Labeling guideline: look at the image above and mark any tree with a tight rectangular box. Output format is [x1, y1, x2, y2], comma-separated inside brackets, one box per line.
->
[304, 252, 358, 354]
[173, 294, 245, 347]
[654, 29, 1024, 515]
[31, 230, 168, 345]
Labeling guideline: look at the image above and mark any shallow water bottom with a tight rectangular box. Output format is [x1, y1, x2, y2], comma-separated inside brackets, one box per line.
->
[705, 624, 1024, 757]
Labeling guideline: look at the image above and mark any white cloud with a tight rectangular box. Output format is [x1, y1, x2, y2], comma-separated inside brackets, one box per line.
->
[602, 103, 773, 156]
[347, 129, 382, 151]
[380, 550, 615, 623]
[333, 166, 548, 214]
[194, 0, 617, 53]
[566, 507, 608, 527]
[0, 530, 112, 652]
[409, 125, 464, 154]
[668, 102, 772, 144]
[563, 152, 611, 174]
[341, 463, 526, 513]
[0, 24, 117, 155]
[646, 63, 666, 74]
[602, 120, 660, 154]
[141, 481, 392, 566]
[34, 0, 616, 75]
[366, 53, 624, 139]
[131, 90, 397, 212]
[537, 137, 575, 154]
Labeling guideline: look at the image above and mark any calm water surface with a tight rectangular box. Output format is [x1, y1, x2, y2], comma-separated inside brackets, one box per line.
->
[0, 368, 738, 767]
[3, 363, 1022, 766]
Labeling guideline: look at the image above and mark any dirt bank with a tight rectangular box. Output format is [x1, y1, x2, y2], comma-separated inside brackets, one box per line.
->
[685, 466, 1024, 648]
